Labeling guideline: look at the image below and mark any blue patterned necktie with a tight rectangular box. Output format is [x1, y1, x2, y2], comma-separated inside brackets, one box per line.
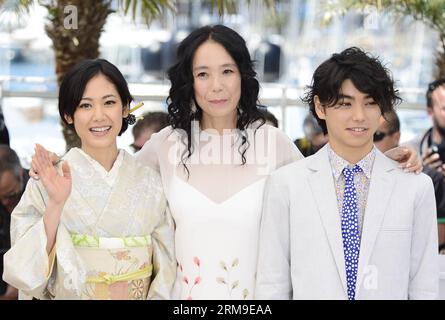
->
[341, 165, 362, 300]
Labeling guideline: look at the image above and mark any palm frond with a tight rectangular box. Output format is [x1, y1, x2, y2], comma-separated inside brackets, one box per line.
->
[0, 0, 34, 14]
[119, 0, 175, 25]
[323, 0, 445, 33]
[0, 0, 35, 29]
[323, 0, 445, 77]
[213, 0, 237, 15]
[214, 0, 277, 16]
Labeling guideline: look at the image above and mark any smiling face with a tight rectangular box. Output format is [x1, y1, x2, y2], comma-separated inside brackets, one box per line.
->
[65, 73, 128, 157]
[315, 79, 382, 162]
[192, 40, 241, 129]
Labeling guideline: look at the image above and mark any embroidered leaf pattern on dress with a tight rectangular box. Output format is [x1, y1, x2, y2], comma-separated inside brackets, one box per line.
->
[216, 258, 249, 299]
[178, 256, 202, 300]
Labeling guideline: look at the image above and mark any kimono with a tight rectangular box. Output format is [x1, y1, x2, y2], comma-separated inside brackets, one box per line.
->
[3, 148, 176, 300]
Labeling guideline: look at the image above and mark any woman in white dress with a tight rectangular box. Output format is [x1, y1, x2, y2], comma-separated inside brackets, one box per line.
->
[29, 25, 421, 300]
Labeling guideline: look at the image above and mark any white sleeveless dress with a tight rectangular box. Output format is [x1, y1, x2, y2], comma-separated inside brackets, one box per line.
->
[135, 122, 303, 299]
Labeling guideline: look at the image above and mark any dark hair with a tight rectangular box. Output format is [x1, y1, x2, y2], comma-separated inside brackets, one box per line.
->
[58, 59, 133, 136]
[302, 47, 402, 134]
[0, 144, 23, 187]
[132, 111, 169, 139]
[166, 25, 265, 173]
[427, 78, 445, 109]
[258, 106, 278, 128]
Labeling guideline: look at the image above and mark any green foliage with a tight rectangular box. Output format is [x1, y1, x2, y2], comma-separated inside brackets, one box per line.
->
[119, 0, 175, 24]
[1, 0, 279, 23]
[0, 0, 34, 15]
[324, 0, 445, 33]
[324, 0, 445, 77]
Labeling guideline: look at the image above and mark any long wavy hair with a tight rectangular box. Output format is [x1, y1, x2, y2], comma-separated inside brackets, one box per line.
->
[166, 25, 265, 175]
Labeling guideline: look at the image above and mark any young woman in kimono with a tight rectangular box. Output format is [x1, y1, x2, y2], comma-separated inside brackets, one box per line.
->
[28, 26, 421, 300]
[3, 59, 176, 300]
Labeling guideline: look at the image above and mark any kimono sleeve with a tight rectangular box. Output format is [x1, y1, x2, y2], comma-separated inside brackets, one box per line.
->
[147, 200, 176, 300]
[2, 178, 55, 299]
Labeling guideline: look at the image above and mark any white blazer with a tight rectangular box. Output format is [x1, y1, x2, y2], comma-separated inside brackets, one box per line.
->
[255, 145, 439, 300]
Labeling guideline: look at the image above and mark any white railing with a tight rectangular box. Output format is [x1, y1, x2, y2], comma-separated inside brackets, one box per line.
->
[0, 75, 431, 168]
[0, 76, 428, 110]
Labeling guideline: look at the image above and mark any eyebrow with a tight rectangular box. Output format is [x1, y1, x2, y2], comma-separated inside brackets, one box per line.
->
[193, 63, 237, 72]
[81, 94, 117, 101]
[338, 94, 373, 100]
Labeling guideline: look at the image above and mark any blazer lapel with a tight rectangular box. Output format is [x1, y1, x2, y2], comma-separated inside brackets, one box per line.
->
[355, 151, 396, 297]
[307, 146, 347, 295]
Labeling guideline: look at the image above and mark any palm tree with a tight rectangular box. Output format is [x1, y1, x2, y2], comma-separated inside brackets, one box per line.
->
[0, 0, 277, 149]
[0, 0, 171, 148]
[323, 0, 445, 78]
